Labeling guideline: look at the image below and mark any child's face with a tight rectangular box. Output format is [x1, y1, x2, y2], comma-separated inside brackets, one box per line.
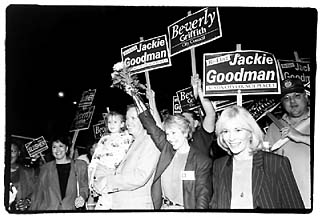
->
[107, 115, 124, 133]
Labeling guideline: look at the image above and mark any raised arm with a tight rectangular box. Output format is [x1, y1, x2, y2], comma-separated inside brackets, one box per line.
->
[191, 74, 216, 133]
[145, 88, 163, 129]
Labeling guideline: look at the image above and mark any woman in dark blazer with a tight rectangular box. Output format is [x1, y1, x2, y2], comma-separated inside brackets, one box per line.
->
[130, 93, 212, 210]
[210, 105, 304, 209]
[30, 134, 88, 210]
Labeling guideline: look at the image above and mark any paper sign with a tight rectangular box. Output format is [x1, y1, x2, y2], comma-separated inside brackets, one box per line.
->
[25, 136, 48, 157]
[176, 87, 200, 112]
[173, 95, 182, 115]
[278, 59, 311, 86]
[121, 34, 171, 75]
[78, 89, 96, 107]
[168, 7, 222, 56]
[203, 50, 281, 96]
[70, 106, 95, 132]
[93, 121, 107, 139]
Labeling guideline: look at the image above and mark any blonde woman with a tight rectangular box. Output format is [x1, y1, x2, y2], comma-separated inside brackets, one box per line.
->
[210, 105, 304, 209]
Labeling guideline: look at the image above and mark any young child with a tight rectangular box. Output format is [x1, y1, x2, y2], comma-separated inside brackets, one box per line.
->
[88, 111, 133, 209]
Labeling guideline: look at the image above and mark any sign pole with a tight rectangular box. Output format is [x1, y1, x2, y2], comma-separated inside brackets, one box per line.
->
[139, 37, 152, 90]
[294, 51, 301, 62]
[188, 11, 197, 77]
[236, 44, 242, 106]
[69, 130, 79, 159]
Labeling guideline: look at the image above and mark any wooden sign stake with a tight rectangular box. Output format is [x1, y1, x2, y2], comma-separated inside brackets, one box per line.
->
[236, 44, 242, 106]
[69, 130, 79, 159]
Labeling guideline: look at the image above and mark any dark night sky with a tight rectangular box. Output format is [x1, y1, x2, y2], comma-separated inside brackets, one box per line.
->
[5, 5, 317, 142]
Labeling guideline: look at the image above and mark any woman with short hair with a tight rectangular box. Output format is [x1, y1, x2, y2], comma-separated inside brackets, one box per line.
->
[30, 134, 88, 210]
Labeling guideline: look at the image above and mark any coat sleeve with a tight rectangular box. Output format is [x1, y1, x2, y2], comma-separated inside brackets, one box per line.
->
[277, 156, 305, 208]
[195, 155, 213, 209]
[105, 136, 159, 192]
[75, 160, 89, 200]
[138, 110, 173, 153]
[30, 165, 46, 210]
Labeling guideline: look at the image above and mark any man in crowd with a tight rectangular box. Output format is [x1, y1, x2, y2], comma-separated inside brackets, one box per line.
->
[265, 78, 310, 208]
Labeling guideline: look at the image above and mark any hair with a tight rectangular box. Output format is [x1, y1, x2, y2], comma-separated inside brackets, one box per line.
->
[105, 111, 125, 123]
[49, 134, 72, 156]
[182, 110, 200, 121]
[215, 105, 264, 155]
[105, 110, 126, 132]
[163, 114, 192, 140]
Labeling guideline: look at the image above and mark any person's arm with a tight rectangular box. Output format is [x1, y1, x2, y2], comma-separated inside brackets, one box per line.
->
[191, 74, 216, 133]
[102, 137, 159, 192]
[195, 156, 213, 209]
[281, 126, 310, 146]
[145, 88, 163, 129]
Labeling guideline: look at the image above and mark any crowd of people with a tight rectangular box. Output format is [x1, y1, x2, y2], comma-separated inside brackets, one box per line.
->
[6, 75, 311, 211]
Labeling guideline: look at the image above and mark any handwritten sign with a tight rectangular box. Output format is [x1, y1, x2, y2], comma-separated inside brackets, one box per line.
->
[121, 35, 171, 75]
[176, 87, 200, 112]
[78, 89, 96, 107]
[203, 50, 281, 96]
[168, 7, 222, 56]
[25, 136, 48, 157]
[173, 95, 182, 115]
[70, 106, 95, 132]
[278, 59, 311, 85]
[93, 120, 107, 139]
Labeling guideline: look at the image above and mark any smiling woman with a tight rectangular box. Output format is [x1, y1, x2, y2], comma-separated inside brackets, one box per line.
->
[210, 105, 305, 209]
[30, 134, 89, 211]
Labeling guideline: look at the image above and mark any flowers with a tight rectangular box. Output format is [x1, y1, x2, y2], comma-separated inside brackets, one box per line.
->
[110, 62, 146, 95]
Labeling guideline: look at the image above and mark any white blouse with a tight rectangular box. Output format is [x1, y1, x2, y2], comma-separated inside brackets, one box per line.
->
[231, 158, 254, 209]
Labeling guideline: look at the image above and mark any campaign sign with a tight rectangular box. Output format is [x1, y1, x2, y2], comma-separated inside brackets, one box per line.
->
[168, 7, 222, 56]
[78, 89, 96, 107]
[121, 35, 171, 75]
[93, 121, 107, 139]
[176, 87, 200, 112]
[278, 60, 311, 85]
[203, 50, 281, 97]
[70, 106, 95, 132]
[173, 95, 182, 115]
[25, 136, 48, 157]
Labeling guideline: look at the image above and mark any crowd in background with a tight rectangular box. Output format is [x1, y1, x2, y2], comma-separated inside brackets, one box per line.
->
[6, 75, 311, 211]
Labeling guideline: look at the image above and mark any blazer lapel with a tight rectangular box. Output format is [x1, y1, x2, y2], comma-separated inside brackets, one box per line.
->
[252, 152, 265, 207]
[222, 156, 233, 208]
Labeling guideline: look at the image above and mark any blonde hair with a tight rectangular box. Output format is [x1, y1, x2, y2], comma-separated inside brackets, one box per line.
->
[215, 105, 264, 155]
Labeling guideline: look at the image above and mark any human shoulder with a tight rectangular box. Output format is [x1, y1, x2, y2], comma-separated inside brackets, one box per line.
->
[256, 151, 290, 170]
[74, 159, 88, 167]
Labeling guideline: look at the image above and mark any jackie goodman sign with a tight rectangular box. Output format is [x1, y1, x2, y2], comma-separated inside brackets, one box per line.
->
[203, 50, 281, 97]
[121, 35, 171, 75]
[168, 7, 222, 56]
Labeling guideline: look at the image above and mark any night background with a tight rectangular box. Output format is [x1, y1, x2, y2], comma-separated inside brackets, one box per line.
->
[5, 5, 317, 148]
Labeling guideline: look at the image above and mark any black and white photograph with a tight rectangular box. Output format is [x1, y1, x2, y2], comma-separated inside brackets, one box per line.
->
[1, 0, 318, 215]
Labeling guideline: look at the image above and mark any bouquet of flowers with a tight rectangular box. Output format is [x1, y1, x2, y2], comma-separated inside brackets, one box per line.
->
[110, 62, 147, 95]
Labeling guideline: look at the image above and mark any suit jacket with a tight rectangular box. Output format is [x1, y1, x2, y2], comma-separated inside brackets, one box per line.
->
[139, 110, 213, 209]
[104, 130, 160, 209]
[209, 151, 305, 209]
[30, 159, 88, 210]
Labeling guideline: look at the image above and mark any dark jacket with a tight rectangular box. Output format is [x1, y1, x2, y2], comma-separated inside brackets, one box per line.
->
[209, 151, 305, 209]
[30, 159, 88, 210]
[139, 110, 212, 209]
